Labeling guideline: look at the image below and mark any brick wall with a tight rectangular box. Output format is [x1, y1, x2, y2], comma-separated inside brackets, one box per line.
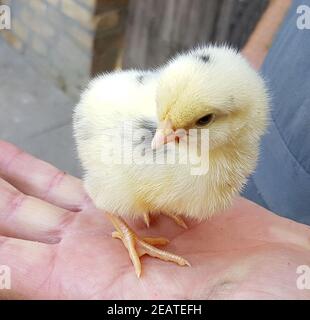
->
[0, 0, 128, 100]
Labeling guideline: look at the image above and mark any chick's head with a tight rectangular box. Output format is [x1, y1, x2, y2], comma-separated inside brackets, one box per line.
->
[152, 46, 269, 151]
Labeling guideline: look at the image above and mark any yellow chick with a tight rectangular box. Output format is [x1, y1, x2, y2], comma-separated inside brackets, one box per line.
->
[73, 45, 269, 277]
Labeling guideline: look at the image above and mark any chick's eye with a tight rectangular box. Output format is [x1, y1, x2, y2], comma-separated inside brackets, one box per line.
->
[196, 114, 215, 127]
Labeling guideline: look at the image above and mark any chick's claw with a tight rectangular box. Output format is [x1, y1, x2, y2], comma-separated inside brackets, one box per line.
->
[161, 212, 188, 229]
[142, 211, 188, 229]
[143, 212, 150, 228]
[108, 214, 190, 278]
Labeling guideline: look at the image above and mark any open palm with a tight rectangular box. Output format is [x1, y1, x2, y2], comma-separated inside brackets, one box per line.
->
[0, 140, 309, 299]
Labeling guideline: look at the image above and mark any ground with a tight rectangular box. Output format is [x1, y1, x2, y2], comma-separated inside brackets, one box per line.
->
[0, 39, 81, 177]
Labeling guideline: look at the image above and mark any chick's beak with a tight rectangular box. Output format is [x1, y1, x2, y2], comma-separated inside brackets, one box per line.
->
[151, 119, 176, 150]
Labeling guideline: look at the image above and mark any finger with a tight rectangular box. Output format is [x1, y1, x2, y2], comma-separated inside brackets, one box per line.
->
[0, 140, 88, 211]
[0, 236, 54, 299]
[0, 178, 75, 244]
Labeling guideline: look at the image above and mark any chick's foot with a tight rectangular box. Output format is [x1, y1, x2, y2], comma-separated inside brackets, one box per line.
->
[143, 211, 188, 229]
[107, 214, 190, 277]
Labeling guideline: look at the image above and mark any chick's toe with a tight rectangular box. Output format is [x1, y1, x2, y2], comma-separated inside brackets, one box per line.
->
[108, 214, 190, 278]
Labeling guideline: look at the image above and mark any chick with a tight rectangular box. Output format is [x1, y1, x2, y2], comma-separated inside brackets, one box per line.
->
[73, 45, 269, 277]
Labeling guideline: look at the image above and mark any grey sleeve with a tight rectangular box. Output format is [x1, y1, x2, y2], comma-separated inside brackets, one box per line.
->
[242, 0, 310, 225]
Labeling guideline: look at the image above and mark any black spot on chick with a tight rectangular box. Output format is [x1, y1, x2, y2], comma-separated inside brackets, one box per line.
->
[131, 118, 169, 161]
[131, 118, 156, 149]
[134, 118, 157, 137]
[137, 74, 145, 84]
[198, 54, 210, 63]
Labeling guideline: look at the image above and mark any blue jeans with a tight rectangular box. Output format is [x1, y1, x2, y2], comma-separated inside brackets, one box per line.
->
[242, 0, 310, 225]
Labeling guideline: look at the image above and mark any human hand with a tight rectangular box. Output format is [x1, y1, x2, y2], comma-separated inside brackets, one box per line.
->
[0, 140, 309, 299]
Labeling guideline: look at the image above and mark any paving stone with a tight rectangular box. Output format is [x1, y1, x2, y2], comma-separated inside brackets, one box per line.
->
[0, 39, 82, 177]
